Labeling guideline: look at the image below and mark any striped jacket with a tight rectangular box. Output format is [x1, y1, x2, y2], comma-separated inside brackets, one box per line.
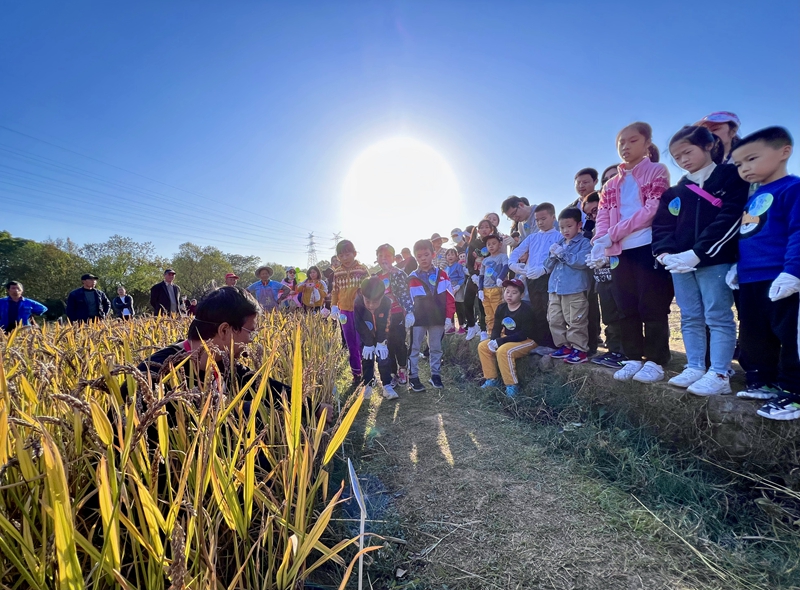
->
[408, 267, 455, 327]
[374, 267, 414, 315]
[331, 261, 370, 312]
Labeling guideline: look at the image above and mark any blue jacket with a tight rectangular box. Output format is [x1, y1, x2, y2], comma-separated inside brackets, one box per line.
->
[543, 234, 592, 295]
[0, 297, 48, 329]
[445, 262, 466, 290]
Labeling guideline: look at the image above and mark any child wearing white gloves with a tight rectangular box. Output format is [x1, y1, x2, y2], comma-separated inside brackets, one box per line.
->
[354, 276, 399, 400]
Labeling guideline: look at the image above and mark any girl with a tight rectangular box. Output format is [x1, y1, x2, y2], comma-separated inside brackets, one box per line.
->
[591, 122, 673, 383]
[444, 247, 466, 333]
[298, 265, 328, 311]
[281, 268, 301, 308]
[652, 126, 749, 395]
[464, 219, 495, 340]
[696, 111, 741, 165]
[484, 212, 515, 247]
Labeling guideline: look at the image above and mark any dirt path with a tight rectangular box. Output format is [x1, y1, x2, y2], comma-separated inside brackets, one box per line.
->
[343, 363, 721, 590]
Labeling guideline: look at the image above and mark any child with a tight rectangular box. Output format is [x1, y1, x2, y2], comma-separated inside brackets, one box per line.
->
[544, 208, 593, 364]
[444, 247, 466, 333]
[407, 239, 455, 392]
[728, 127, 800, 420]
[477, 234, 509, 334]
[298, 265, 328, 311]
[329, 240, 371, 386]
[652, 125, 749, 395]
[464, 220, 494, 340]
[354, 276, 399, 400]
[590, 122, 672, 383]
[281, 268, 301, 308]
[375, 244, 414, 385]
[509, 202, 560, 349]
[477, 278, 536, 397]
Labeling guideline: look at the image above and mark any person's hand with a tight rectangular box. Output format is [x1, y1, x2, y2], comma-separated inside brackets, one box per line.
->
[725, 264, 739, 290]
[502, 235, 515, 247]
[496, 278, 504, 287]
[488, 340, 499, 352]
[549, 243, 565, 257]
[444, 318, 453, 331]
[471, 274, 481, 286]
[330, 305, 340, 321]
[405, 312, 415, 327]
[375, 341, 389, 360]
[586, 255, 609, 270]
[362, 346, 375, 360]
[320, 307, 331, 318]
[664, 250, 700, 274]
[478, 290, 485, 302]
[526, 266, 545, 280]
[769, 273, 800, 301]
[310, 288, 321, 304]
[590, 242, 607, 262]
[656, 253, 669, 265]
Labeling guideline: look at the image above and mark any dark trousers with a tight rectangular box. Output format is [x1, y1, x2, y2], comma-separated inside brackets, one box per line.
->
[739, 281, 800, 393]
[464, 279, 486, 330]
[388, 313, 408, 373]
[597, 280, 623, 354]
[610, 245, 674, 366]
[455, 301, 467, 327]
[361, 345, 393, 386]
[587, 282, 601, 353]
[526, 276, 555, 348]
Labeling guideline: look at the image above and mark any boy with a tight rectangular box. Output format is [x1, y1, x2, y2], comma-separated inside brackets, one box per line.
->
[477, 233, 509, 333]
[407, 239, 456, 392]
[374, 243, 415, 385]
[328, 240, 371, 386]
[728, 127, 800, 420]
[508, 202, 560, 350]
[354, 276, 399, 400]
[544, 208, 593, 364]
[477, 278, 536, 397]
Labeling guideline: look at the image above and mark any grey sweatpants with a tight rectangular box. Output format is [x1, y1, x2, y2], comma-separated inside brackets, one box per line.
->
[409, 325, 445, 378]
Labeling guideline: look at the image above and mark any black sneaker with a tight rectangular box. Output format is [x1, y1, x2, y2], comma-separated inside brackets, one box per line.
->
[429, 375, 444, 389]
[593, 352, 628, 369]
[350, 374, 363, 389]
[409, 377, 426, 392]
[757, 395, 800, 421]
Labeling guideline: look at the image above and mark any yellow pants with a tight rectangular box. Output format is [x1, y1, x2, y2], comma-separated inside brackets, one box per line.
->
[482, 287, 504, 333]
[478, 338, 537, 385]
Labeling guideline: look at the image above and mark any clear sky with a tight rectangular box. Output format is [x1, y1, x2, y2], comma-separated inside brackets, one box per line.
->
[2, 1, 799, 268]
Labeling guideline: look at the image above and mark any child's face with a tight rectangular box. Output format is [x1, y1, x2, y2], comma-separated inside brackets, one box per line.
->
[477, 221, 493, 237]
[559, 217, 581, 240]
[534, 210, 555, 232]
[574, 174, 596, 198]
[338, 249, 356, 266]
[503, 286, 522, 305]
[486, 237, 501, 255]
[446, 251, 458, 264]
[583, 201, 599, 221]
[364, 296, 383, 312]
[733, 140, 793, 185]
[331, 256, 340, 268]
[617, 128, 650, 164]
[670, 139, 712, 174]
[415, 247, 433, 270]
[376, 250, 394, 270]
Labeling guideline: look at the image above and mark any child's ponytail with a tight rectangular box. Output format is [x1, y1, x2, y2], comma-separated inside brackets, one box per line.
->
[647, 144, 660, 163]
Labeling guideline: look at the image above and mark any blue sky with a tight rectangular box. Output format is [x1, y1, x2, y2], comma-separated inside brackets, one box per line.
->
[1, 1, 798, 267]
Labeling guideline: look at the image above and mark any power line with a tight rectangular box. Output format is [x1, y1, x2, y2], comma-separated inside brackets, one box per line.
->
[306, 233, 317, 268]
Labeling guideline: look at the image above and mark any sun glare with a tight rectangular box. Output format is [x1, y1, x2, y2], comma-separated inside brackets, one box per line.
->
[340, 137, 462, 259]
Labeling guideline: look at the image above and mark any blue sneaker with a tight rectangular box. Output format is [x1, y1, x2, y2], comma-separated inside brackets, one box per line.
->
[481, 378, 501, 388]
[505, 385, 519, 397]
[549, 345, 573, 359]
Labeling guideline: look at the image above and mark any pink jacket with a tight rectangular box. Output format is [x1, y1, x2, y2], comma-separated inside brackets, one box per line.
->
[593, 158, 670, 256]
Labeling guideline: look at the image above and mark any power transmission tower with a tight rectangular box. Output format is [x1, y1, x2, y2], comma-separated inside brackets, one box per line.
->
[331, 232, 342, 251]
[306, 233, 318, 268]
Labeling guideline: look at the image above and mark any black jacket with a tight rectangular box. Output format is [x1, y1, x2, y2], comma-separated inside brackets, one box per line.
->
[112, 295, 134, 318]
[150, 281, 183, 315]
[652, 164, 749, 267]
[65, 287, 111, 322]
[354, 295, 391, 347]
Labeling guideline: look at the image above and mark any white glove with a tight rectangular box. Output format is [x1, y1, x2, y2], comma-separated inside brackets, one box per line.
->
[444, 318, 453, 330]
[405, 312, 415, 326]
[656, 253, 669, 265]
[664, 250, 700, 273]
[362, 346, 375, 360]
[590, 242, 607, 262]
[375, 341, 389, 360]
[496, 278, 504, 287]
[594, 234, 612, 248]
[470, 274, 481, 286]
[502, 235, 515, 247]
[549, 243, 565, 257]
[509, 262, 527, 275]
[769, 273, 800, 301]
[310, 288, 321, 304]
[330, 305, 340, 321]
[478, 290, 485, 301]
[725, 264, 739, 290]
[487, 340, 499, 352]
[526, 266, 546, 280]
[320, 307, 331, 318]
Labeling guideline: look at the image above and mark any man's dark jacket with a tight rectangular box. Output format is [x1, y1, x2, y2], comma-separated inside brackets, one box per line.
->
[150, 281, 183, 315]
[65, 288, 111, 322]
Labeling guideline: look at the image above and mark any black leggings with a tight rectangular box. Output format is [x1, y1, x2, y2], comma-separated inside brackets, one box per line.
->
[388, 313, 408, 372]
[464, 279, 486, 330]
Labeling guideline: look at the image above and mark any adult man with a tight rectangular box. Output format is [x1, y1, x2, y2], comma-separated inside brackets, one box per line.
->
[150, 269, 184, 316]
[570, 168, 598, 237]
[112, 286, 135, 320]
[399, 248, 417, 273]
[1, 281, 47, 333]
[502, 196, 542, 239]
[430, 233, 448, 269]
[246, 265, 290, 312]
[66, 273, 111, 323]
[224, 273, 239, 287]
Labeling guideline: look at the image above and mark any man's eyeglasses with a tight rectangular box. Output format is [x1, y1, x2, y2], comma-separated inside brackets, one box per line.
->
[238, 326, 257, 341]
[504, 207, 518, 220]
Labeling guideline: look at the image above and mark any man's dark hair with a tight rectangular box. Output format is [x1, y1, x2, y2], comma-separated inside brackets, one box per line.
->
[401, 247, 411, 255]
[534, 202, 556, 215]
[574, 167, 598, 182]
[187, 286, 260, 340]
[413, 239, 434, 255]
[510, 230, 520, 238]
[501, 195, 526, 214]
[584, 192, 601, 204]
[4, 280, 21, 290]
[734, 126, 794, 151]
[559, 207, 583, 224]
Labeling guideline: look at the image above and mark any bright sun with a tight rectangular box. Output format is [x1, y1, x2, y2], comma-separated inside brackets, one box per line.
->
[340, 137, 462, 261]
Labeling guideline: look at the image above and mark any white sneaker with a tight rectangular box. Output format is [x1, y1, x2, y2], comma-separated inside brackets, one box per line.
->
[687, 370, 732, 396]
[465, 325, 479, 341]
[363, 385, 373, 399]
[479, 331, 489, 341]
[382, 384, 399, 400]
[668, 367, 706, 388]
[632, 361, 665, 383]
[613, 360, 642, 381]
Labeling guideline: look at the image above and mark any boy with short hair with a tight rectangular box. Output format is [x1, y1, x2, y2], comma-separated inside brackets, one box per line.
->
[354, 276, 399, 400]
[374, 243, 414, 385]
[477, 233, 509, 334]
[509, 202, 560, 349]
[544, 208, 593, 364]
[728, 127, 800, 420]
[478, 278, 536, 397]
[407, 239, 456, 392]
